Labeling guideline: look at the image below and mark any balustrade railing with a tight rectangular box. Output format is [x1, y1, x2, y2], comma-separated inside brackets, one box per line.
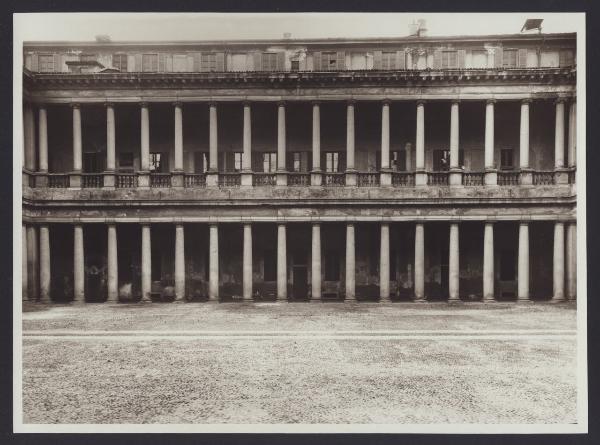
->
[184, 173, 206, 188]
[81, 173, 103, 188]
[323, 173, 345, 187]
[391, 172, 415, 187]
[462, 172, 485, 186]
[532, 171, 555, 185]
[116, 173, 138, 188]
[357, 172, 380, 187]
[427, 172, 449, 186]
[47, 174, 70, 188]
[150, 173, 172, 188]
[497, 170, 520, 186]
[253, 173, 277, 186]
[288, 173, 310, 186]
[218, 172, 241, 187]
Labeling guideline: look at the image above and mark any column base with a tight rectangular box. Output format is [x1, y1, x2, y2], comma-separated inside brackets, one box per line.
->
[310, 171, 322, 186]
[554, 168, 569, 185]
[69, 172, 82, 189]
[449, 169, 462, 186]
[241, 172, 253, 187]
[484, 169, 498, 186]
[276, 172, 288, 186]
[520, 169, 533, 186]
[415, 170, 427, 186]
[206, 171, 218, 187]
[380, 170, 392, 187]
[138, 171, 150, 189]
[171, 171, 184, 188]
[345, 170, 357, 187]
[103, 171, 116, 189]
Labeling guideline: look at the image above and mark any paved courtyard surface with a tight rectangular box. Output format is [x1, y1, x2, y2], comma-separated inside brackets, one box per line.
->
[21, 302, 578, 424]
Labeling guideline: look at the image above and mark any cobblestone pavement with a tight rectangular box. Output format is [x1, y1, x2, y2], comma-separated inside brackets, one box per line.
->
[21, 302, 578, 425]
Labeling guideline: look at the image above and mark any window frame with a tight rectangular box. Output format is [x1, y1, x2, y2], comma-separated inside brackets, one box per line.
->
[200, 52, 217, 72]
[325, 152, 341, 173]
[262, 152, 277, 173]
[142, 53, 159, 72]
[441, 50, 458, 69]
[261, 52, 278, 71]
[321, 52, 338, 71]
[149, 152, 164, 173]
[502, 49, 518, 68]
[381, 51, 396, 70]
[38, 53, 55, 72]
[500, 148, 514, 170]
[112, 53, 128, 71]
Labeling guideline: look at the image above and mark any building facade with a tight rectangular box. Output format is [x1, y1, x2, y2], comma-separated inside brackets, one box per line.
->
[21, 30, 577, 303]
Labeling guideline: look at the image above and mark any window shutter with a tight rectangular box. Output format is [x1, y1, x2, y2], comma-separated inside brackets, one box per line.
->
[373, 51, 382, 69]
[559, 50, 574, 67]
[216, 52, 225, 71]
[457, 50, 466, 68]
[517, 49, 528, 68]
[158, 53, 166, 72]
[252, 52, 262, 71]
[396, 50, 406, 69]
[31, 54, 38, 72]
[53, 54, 61, 72]
[135, 54, 142, 72]
[336, 51, 345, 70]
[433, 50, 442, 69]
[313, 52, 322, 71]
[276, 52, 286, 71]
[193, 53, 201, 72]
[494, 47, 503, 68]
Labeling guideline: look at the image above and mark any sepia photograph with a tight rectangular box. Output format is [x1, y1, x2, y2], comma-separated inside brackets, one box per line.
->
[13, 11, 586, 434]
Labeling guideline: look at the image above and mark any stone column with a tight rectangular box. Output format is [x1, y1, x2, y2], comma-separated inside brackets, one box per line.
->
[566, 222, 577, 300]
[73, 225, 84, 303]
[277, 223, 287, 300]
[519, 99, 532, 185]
[483, 222, 495, 301]
[139, 103, 150, 188]
[345, 101, 357, 186]
[141, 224, 151, 301]
[72, 103, 82, 169]
[448, 223, 460, 301]
[449, 101, 462, 186]
[415, 101, 427, 186]
[24, 103, 36, 172]
[311, 223, 321, 300]
[484, 99, 497, 186]
[276, 102, 287, 186]
[107, 224, 118, 302]
[37, 105, 48, 187]
[22, 225, 28, 300]
[209, 224, 219, 300]
[414, 223, 425, 301]
[104, 103, 116, 188]
[345, 223, 355, 300]
[518, 222, 530, 301]
[175, 224, 185, 301]
[172, 103, 184, 187]
[552, 222, 565, 302]
[243, 223, 253, 300]
[311, 102, 322, 186]
[568, 99, 576, 168]
[27, 225, 39, 301]
[554, 98, 568, 184]
[241, 102, 253, 186]
[206, 103, 219, 187]
[39, 225, 50, 303]
[380, 222, 390, 301]
[380, 101, 392, 186]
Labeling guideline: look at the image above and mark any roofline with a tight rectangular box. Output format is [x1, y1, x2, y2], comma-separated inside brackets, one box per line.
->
[23, 32, 576, 48]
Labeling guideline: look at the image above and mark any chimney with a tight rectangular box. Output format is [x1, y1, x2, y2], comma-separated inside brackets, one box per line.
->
[408, 19, 427, 37]
[417, 19, 427, 36]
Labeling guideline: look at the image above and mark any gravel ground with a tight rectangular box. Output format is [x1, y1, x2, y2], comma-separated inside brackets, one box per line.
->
[21, 302, 578, 424]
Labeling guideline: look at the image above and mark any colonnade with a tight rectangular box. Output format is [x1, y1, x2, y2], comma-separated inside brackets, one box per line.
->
[21, 220, 577, 303]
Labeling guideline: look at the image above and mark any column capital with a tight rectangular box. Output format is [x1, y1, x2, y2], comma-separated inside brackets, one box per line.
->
[209, 222, 219, 228]
[277, 100, 286, 108]
[242, 101, 252, 108]
[450, 99, 461, 105]
[140, 101, 149, 108]
[521, 98, 532, 105]
[382, 99, 392, 106]
[346, 99, 356, 106]
[555, 97, 567, 105]
[173, 101, 183, 108]
[208, 101, 218, 108]
[70, 102, 81, 109]
[519, 221, 530, 226]
[416, 99, 426, 106]
[38, 103, 47, 110]
[486, 98, 497, 105]
[104, 102, 115, 108]
[311, 100, 321, 107]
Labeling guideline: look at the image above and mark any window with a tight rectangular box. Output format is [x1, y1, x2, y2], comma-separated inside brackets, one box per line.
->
[142, 54, 158, 72]
[149, 153, 164, 172]
[118, 152, 134, 171]
[559, 49, 574, 67]
[325, 251, 340, 281]
[325, 152, 341, 172]
[264, 250, 276, 281]
[262, 152, 277, 172]
[80, 53, 97, 62]
[502, 49, 518, 68]
[500, 249, 516, 281]
[234, 152, 243, 172]
[391, 150, 407, 171]
[113, 54, 128, 71]
[471, 50, 487, 68]
[501, 149, 514, 170]
[381, 52, 396, 70]
[293, 152, 302, 172]
[321, 52, 338, 70]
[291, 60, 300, 71]
[38, 54, 55, 72]
[173, 54, 188, 72]
[433, 149, 464, 171]
[83, 152, 102, 173]
[262, 53, 278, 71]
[194, 152, 209, 173]
[200, 53, 217, 72]
[441, 50, 458, 69]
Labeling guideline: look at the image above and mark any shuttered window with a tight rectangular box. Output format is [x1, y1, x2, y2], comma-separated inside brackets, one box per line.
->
[381, 52, 396, 70]
[113, 54, 128, 71]
[502, 49, 518, 68]
[559, 49, 574, 67]
[262, 153, 277, 172]
[321, 52, 338, 70]
[441, 50, 458, 69]
[200, 53, 217, 72]
[142, 54, 159, 72]
[38, 54, 55, 72]
[262, 53, 278, 71]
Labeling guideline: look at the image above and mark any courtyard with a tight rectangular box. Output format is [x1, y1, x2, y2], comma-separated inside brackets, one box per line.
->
[21, 302, 578, 425]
